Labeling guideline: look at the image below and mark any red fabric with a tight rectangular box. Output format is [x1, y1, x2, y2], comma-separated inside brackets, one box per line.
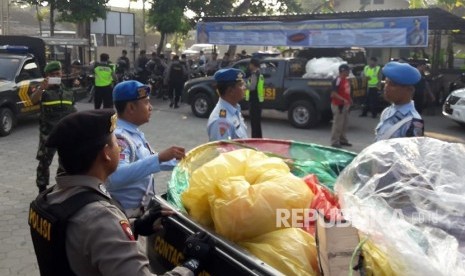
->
[331, 76, 351, 106]
[302, 174, 343, 235]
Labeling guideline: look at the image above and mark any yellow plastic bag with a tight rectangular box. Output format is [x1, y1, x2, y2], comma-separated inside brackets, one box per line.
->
[182, 149, 298, 227]
[210, 172, 313, 241]
[239, 228, 319, 276]
[362, 239, 397, 276]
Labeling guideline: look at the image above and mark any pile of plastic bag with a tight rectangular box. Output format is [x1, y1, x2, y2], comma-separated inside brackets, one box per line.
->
[168, 139, 356, 276]
[182, 149, 317, 275]
[335, 137, 465, 275]
[303, 57, 350, 78]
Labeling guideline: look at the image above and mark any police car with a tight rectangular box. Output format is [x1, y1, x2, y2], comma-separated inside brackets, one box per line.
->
[0, 37, 46, 136]
[443, 87, 465, 127]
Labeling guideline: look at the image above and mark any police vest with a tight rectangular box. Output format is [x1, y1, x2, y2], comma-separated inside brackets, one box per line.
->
[245, 72, 265, 102]
[29, 188, 112, 276]
[364, 65, 380, 87]
[94, 63, 114, 87]
[40, 86, 76, 119]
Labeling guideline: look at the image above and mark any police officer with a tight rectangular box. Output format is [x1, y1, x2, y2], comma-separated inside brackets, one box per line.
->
[31, 61, 77, 192]
[29, 109, 213, 276]
[107, 80, 185, 218]
[360, 57, 381, 118]
[207, 68, 248, 141]
[94, 53, 116, 109]
[245, 58, 265, 138]
[166, 55, 187, 108]
[375, 61, 424, 141]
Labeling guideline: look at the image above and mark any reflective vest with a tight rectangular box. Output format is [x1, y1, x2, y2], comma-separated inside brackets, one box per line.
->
[40, 86, 75, 119]
[94, 62, 114, 87]
[245, 72, 265, 102]
[364, 65, 380, 88]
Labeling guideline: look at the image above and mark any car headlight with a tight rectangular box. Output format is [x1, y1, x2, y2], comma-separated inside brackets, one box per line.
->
[456, 98, 465, 105]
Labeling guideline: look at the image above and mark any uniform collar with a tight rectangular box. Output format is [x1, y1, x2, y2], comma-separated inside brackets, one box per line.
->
[117, 118, 140, 134]
[219, 98, 241, 115]
[55, 175, 111, 198]
[394, 101, 415, 115]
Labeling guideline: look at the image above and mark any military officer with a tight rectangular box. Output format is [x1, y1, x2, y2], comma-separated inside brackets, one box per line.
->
[375, 61, 424, 141]
[31, 61, 77, 192]
[107, 80, 185, 218]
[29, 109, 213, 276]
[207, 68, 248, 141]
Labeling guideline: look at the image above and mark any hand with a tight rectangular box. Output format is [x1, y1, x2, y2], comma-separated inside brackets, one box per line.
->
[158, 146, 185, 162]
[183, 231, 214, 262]
[133, 202, 174, 236]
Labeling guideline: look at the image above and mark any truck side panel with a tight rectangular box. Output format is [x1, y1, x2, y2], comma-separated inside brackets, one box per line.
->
[147, 196, 284, 276]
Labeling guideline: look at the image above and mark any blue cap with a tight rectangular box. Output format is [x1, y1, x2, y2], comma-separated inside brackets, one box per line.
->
[113, 80, 150, 102]
[214, 68, 245, 82]
[382, 61, 421, 85]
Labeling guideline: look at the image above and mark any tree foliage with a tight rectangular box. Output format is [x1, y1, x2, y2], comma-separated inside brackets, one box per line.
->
[24, 0, 109, 36]
[56, 0, 110, 23]
[147, 0, 191, 54]
[187, 0, 301, 17]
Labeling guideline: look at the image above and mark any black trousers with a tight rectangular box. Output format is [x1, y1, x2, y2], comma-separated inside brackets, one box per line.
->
[362, 87, 379, 117]
[249, 99, 262, 138]
[94, 85, 114, 109]
[168, 82, 183, 105]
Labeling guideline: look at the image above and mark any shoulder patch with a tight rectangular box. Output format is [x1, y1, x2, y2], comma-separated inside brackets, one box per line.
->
[219, 109, 227, 118]
[119, 220, 135, 241]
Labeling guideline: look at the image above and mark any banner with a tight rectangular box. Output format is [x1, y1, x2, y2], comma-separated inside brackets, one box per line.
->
[197, 16, 428, 48]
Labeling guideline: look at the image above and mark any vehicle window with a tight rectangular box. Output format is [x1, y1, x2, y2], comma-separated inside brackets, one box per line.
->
[232, 61, 248, 74]
[0, 58, 21, 81]
[288, 60, 305, 77]
[261, 62, 278, 78]
[18, 61, 42, 82]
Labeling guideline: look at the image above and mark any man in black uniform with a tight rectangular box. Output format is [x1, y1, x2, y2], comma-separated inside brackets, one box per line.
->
[166, 55, 187, 108]
[245, 58, 265, 138]
[136, 50, 150, 84]
[116, 49, 130, 82]
[29, 109, 214, 276]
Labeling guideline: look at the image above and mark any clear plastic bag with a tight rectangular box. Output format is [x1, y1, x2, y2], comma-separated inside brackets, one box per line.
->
[335, 137, 465, 275]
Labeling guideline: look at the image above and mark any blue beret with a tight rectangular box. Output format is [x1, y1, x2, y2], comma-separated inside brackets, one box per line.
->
[113, 80, 150, 102]
[214, 68, 245, 82]
[382, 61, 421, 85]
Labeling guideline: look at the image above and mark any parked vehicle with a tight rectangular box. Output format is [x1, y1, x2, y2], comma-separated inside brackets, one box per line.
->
[443, 87, 465, 127]
[182, 57, 365, 128]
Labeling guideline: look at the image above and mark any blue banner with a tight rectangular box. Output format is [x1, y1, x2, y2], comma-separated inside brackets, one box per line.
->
[197, 16, 428, 48]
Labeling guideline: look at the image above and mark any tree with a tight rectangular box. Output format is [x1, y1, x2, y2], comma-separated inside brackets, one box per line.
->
[147, 0, 191, 55]
[24, 0, 109, 37]
[186, 0, 302, 55]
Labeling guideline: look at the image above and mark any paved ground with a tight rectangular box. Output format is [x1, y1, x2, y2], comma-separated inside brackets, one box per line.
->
[0, 98, 463, 275]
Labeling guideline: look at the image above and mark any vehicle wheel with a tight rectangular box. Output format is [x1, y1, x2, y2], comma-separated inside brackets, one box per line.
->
[0, 108, 15, 137]
[288, 100, 319, 129]
[191, 93, 213, 118]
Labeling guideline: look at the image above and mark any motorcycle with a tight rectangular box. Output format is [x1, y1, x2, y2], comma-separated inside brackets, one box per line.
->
[148, 75, 168, 100]
[448, 73, 465, 94]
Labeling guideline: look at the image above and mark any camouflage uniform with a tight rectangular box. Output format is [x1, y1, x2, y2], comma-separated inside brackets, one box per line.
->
[36, 85, 76, 191]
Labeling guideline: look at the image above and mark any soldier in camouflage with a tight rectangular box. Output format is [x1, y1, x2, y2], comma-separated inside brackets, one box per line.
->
[31, 61, 77, 192]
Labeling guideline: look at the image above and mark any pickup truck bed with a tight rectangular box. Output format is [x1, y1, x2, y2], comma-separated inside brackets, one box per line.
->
[147, 195, 284, 276]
